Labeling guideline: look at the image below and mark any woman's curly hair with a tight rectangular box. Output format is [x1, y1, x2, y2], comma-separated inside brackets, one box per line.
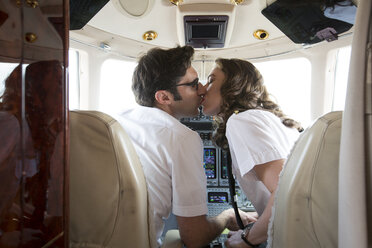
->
[212, 58, 303, 149]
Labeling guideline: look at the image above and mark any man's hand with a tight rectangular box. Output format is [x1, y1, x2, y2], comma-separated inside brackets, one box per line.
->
[225, 209, 258, 231]
[225, 230, 251, 248]
[242, 211, 258, 224]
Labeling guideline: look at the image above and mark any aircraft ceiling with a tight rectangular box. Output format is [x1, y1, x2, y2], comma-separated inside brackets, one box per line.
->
[70, 0, 355, 60]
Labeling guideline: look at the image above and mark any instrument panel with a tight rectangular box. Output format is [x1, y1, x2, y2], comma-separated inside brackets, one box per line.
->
[181, 113, 255, 216]
[161, 113, 255, 244]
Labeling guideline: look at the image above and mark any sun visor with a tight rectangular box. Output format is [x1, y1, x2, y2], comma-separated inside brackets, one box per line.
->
[261, 0, 356, 44]
[70, 0, 110, 30]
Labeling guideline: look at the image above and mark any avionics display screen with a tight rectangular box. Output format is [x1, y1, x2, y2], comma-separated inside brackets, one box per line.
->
[184, 15, 228, 48]
[204, 148, 216, 179]
[208, 192, 228, 203]
[220, 149, 228, 179]
[192, 25, 219, 39]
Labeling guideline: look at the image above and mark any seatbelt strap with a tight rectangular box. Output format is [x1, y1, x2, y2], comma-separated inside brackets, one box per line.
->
[226, 149, 245, 229]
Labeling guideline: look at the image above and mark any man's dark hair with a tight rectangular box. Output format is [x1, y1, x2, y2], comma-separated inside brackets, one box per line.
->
[132, 45, 194, 107]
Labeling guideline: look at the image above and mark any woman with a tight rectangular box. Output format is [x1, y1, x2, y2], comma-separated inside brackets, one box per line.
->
[201, 58, 302, 247]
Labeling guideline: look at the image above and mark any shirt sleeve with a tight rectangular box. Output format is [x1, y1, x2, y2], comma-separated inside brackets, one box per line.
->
[226, 114, 287, 177]
[171, 131, 208, 217]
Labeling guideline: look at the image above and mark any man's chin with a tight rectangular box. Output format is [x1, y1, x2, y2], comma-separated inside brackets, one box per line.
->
[197, 106, 203, 116]
[180, 106, 206, 118]
[200, 106, 211, 116]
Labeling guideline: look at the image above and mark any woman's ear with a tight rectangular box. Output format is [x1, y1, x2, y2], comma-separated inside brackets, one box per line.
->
[154, 90, 173, 105]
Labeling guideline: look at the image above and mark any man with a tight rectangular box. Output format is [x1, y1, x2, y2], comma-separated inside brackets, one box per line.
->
[116, 46, 251, 248]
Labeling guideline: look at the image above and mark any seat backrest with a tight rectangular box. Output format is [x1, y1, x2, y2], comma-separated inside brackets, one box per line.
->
[69, 110, 151, 248]
[268, 111, 342, 248]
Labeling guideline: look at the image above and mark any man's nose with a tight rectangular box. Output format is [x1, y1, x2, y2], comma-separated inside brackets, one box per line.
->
[197, 82, 207, 95]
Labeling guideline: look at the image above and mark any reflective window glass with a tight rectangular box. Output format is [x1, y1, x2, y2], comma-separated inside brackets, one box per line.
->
[0, 63, 19, 102]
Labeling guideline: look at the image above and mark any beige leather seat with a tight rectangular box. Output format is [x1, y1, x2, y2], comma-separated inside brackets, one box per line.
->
[69, 110, 151, 248]
[269, 111, 342, 248]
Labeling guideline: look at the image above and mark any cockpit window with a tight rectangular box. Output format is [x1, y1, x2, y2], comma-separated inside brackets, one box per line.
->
[99, 59, 138, 115]
[332, 46, 351, 111]
[69, 49, 80, 110]
[254, 58, 311, 128]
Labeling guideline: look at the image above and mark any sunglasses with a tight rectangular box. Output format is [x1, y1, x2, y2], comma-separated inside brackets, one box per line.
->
[175, 78, 199, 90]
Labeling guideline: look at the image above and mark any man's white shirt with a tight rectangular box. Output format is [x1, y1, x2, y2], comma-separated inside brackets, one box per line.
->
[116, 106, 207, 247]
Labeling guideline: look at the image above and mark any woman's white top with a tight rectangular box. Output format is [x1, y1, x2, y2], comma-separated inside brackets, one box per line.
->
[226, 109, 299, 215]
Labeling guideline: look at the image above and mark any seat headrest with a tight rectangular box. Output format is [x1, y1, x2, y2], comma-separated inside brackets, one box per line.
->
[269, 111, 342, 248]
[69, 110, 151, 248]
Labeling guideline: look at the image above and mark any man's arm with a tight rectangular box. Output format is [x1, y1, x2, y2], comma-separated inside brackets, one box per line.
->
[176, 209, 255, 248]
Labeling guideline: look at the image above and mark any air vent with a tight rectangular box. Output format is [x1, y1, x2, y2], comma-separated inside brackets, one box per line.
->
[184, 15, 228, 49]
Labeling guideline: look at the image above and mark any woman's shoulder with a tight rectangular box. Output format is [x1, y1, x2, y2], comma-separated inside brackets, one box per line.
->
[226, 109, 262, 129]
[226, 110, 284, 134]
[228, 109, 272, 122]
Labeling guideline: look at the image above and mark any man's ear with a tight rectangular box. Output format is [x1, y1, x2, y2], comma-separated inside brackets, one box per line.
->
[154, 90, 173, 105]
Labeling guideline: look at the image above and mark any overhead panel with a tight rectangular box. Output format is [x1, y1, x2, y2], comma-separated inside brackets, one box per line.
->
[176, 3, 235, 49]
[184, 15, 229, 48]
